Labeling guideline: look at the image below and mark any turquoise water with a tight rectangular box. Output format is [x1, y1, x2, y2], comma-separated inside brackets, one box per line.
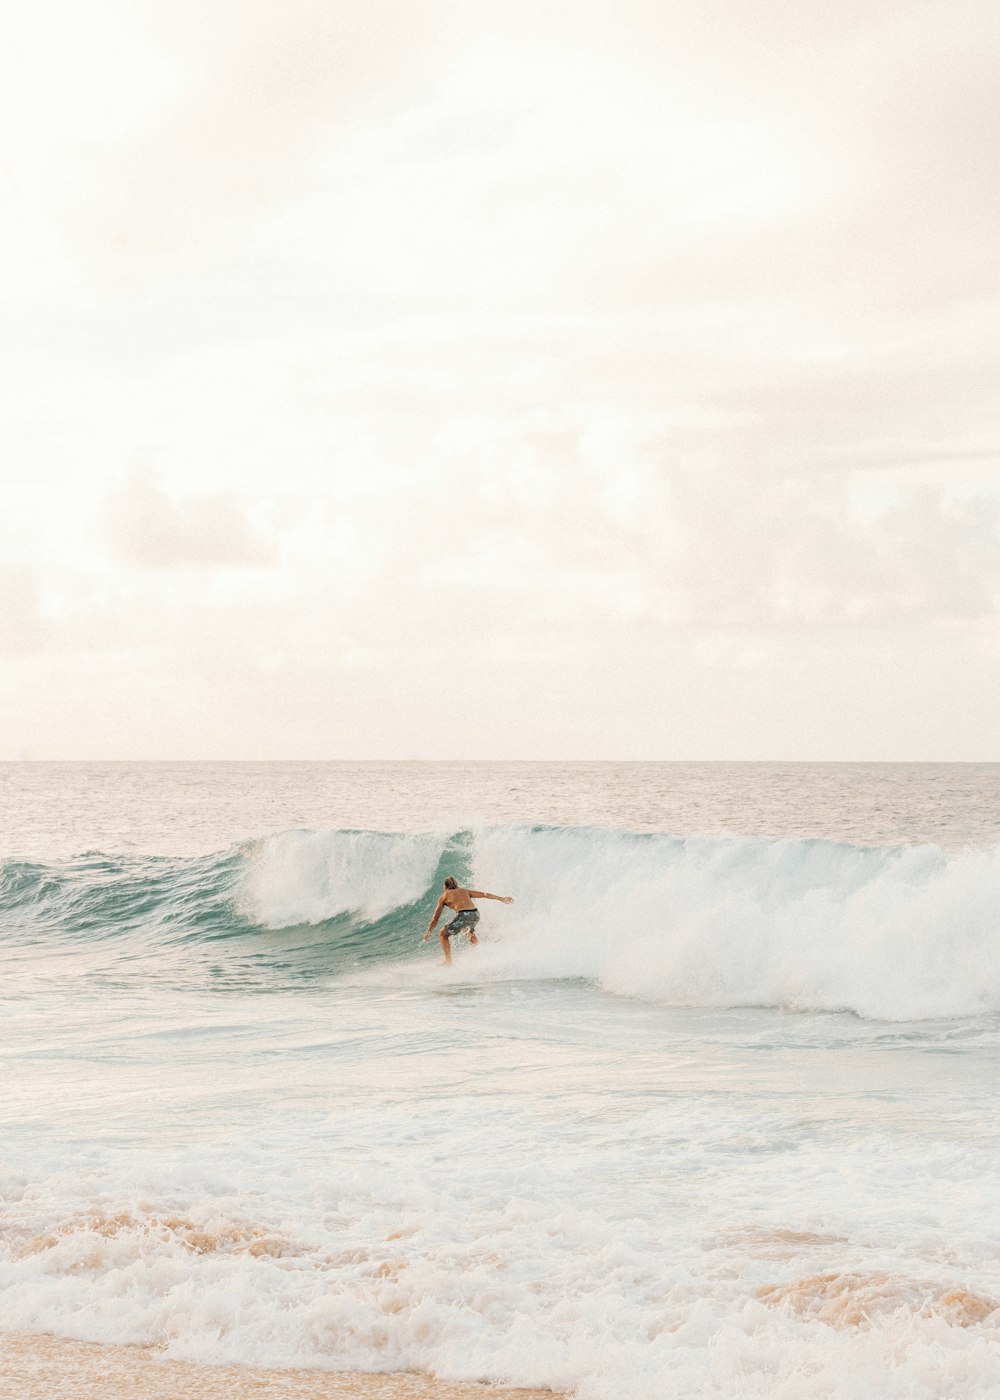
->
[2, 763, 999, 1398]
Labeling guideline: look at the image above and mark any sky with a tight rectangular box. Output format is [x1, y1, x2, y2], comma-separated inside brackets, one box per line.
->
[1, 0, 999, 759]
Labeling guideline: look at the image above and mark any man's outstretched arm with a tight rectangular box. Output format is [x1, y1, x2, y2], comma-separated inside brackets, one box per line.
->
[469, 890, 514, 904]
[424, 895, 447, 940]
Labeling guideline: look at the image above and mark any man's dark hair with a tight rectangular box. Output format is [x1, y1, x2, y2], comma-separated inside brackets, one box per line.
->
[443, 876, 458, 890]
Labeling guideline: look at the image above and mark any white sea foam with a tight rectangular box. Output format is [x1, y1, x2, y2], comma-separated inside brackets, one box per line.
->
[238, 829, 444, 928]
[467, 827, 1000, 1019]
[2, 1096, 999, 1400]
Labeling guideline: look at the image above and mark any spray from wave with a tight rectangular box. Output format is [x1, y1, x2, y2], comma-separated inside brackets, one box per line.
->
[2, 825, 999, 1019]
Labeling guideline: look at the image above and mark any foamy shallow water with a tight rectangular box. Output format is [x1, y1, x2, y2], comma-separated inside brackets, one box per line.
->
[2, 763, 1000, 1398]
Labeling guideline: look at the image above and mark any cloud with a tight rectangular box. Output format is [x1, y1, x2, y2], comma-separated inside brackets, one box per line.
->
[103, 473, 276, 569]
[2, 0, 1000, 757]
[59, 0, 453, 266]
[660, 463, 1000, 630]
[0, 566, 54, 653]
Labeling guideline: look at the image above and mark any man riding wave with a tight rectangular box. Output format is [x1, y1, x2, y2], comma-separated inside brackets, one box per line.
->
[423, 876, 514, 965]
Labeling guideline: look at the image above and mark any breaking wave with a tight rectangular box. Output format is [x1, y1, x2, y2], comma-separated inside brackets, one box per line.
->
[3, 825, 1000, 1020]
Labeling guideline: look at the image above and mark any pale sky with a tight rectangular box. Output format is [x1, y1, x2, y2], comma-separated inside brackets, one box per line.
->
[2, 0, 999, 759]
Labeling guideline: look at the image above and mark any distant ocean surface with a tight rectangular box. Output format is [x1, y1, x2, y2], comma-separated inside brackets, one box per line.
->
[2, 762, 999, 1399]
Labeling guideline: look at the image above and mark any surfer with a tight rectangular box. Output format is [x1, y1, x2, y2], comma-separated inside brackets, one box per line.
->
[423, 876, 514, 965]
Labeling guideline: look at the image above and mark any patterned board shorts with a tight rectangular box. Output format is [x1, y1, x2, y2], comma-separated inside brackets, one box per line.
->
[444, 908, 480, 938]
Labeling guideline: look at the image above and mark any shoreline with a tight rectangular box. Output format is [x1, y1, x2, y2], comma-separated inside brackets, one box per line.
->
[0, 1336, 566, 1400]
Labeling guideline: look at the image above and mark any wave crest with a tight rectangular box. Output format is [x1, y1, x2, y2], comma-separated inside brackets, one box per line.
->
[4, 824, 1000, 1019]
[237, 829, 447, 928]
[455, 827, 1000, 1021]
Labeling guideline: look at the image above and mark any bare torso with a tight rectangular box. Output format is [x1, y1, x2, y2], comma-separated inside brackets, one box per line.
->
[441, 887, 478, 912]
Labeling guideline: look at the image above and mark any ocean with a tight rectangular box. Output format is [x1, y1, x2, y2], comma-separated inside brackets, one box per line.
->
[2, 761, 999, 1399]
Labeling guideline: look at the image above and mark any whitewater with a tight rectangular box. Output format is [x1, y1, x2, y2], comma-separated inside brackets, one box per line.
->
[2, 762, 999, 1399]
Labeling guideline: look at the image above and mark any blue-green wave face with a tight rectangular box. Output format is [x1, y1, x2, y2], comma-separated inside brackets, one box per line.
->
[0, 830, 473, 991]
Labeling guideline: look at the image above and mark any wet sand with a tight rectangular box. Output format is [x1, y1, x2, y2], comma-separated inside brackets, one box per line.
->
[0, 1336, 565, 1400]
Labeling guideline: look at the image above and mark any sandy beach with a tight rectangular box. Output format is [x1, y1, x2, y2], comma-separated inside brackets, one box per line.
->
[0, 1336, 564, 1400]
